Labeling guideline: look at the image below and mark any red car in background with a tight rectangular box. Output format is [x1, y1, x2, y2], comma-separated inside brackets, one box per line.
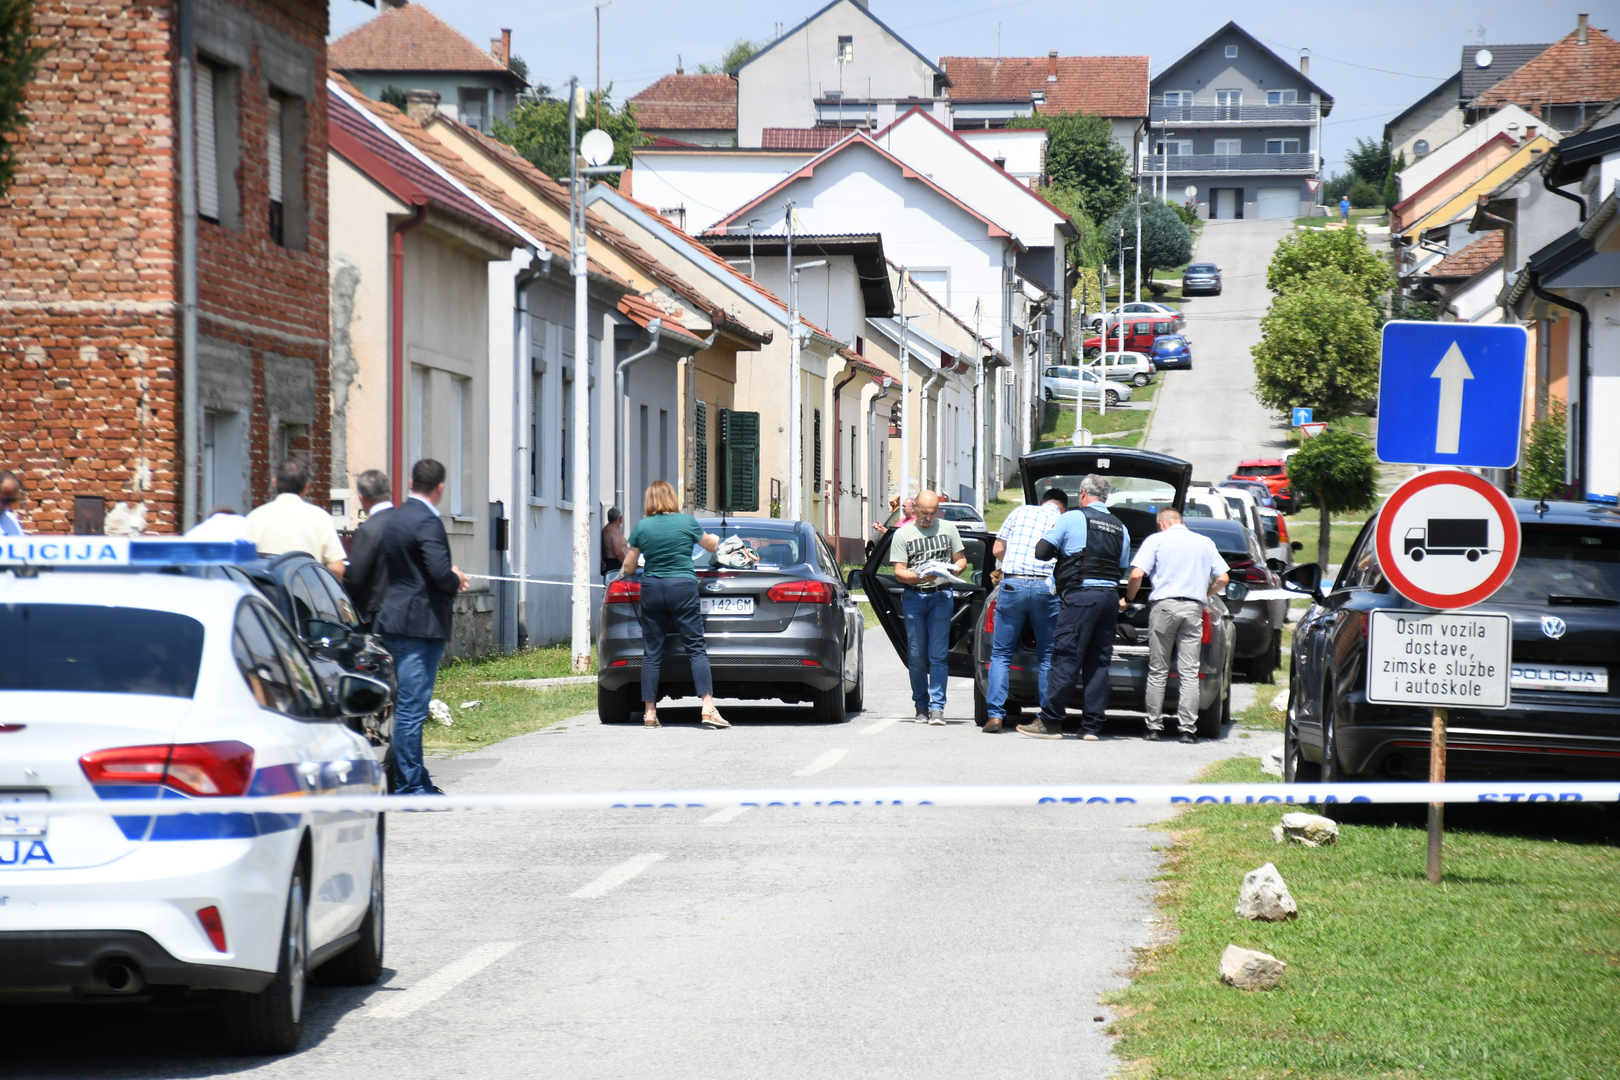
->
[1082, 317, 1180, 357]
[1229, 459, 1297, 513]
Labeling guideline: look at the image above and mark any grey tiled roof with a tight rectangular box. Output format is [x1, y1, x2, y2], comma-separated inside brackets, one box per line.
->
[1459, 43, 1550, 102]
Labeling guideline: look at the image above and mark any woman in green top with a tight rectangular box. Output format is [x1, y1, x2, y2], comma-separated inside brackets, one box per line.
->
[622, 480, 726, 729]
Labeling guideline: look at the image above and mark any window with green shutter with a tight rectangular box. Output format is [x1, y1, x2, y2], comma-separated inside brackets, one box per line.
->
[694, 401, 708, 509]
[812, 408, 822, 491]
[718, 408, 760, 513]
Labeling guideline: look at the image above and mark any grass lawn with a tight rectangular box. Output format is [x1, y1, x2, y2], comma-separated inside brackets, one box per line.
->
[1107, 757, 1620, 1079]
[1286, 521, 1362, 567]
[1235, 682, 1286, 730]
[1293, 208, 1388, 229]
[1284, 411, 1374, 449]
[1035, 399, 1149, 452]
[425, 651, 596, 753]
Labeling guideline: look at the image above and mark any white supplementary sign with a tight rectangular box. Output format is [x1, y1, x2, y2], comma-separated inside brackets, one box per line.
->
[1367, 610, 1511, 709]
[0, 537, 130, 566]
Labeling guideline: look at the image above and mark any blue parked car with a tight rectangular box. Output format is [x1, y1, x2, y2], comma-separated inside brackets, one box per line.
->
[1150, 334, 1192, 370]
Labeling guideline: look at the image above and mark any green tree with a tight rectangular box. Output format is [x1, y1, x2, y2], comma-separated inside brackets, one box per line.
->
[380, 85, 407, 112]
[1517, 400, 1568, 500]
[1346, 136, 1390, 185]
[493, 87, 642, 188]
[1382, 149, 1405, 210]
[1347, 178, 1381, 209]
[1321, 170, 1353, 204]
[1285, 428, 1380, 568]
[1008, 111, 1130, 223]
[1035, 184, 1105, 268]
[697, 38, 761, 74]
[1251, 285, 1380, 421]
[1104, 196, 1192, 295]
[1266, 225, 1390, 305]
[0, 0, 44, 197]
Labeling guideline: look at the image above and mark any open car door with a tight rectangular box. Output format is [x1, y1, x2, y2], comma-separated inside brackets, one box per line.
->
[861, 526, 994, 678]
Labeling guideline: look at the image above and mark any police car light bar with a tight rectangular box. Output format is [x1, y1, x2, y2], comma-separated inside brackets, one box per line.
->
[0, 537, 258, 567]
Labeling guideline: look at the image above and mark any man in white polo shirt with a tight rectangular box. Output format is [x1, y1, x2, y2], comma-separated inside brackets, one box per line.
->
[1125, 508, 1229, 743]
[245, 460, 347, 580]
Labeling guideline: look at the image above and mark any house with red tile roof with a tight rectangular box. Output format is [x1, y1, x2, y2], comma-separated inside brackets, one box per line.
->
[1145, 22, 1333, 220]
[330, 3, 528, 135]
[939, 51, 1148, 164]
[628, 72, 737, 147]
[1471, 15, 1620, 133]
[733, 0, 952, 147]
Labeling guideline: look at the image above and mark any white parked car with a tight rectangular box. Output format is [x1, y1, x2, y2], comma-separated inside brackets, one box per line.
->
[1185, 485, 1235, 521]
[0, 550, 390, 1054]
[1085, 351, 1156, 387]
[1041, 364, 1133, 406]
[1083, 302, 1185, 332]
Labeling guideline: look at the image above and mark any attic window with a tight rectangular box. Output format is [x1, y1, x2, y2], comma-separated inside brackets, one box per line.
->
[1225, 45, 1238, 58]
[837, 35, 853, 63]
[1029, 89, 1045, 105]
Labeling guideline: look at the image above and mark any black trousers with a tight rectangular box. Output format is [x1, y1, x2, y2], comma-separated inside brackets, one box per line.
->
[637, 575, 713, 702]
[1038, 588, 1118, 734]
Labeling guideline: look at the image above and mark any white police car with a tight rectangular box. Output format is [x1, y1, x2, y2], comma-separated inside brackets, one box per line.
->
[0, 538, 390, 1054]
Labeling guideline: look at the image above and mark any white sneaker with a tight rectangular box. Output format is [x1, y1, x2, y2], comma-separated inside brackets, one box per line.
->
[928, 711, 946, 726]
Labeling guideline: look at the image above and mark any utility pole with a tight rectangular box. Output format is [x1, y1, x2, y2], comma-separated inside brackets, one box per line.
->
[594, 3, 612, 130]
[973, 299, 986, 514]
[1134, 184, 1143, 303]
[568, 78, 593, 673]
[898, 267, 909, 503]
[786, 202, 799, 521]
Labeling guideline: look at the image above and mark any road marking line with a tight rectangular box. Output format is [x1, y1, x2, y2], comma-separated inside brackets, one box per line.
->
[570, 853, 667, 898]
[369, 942, 520, 1019]
[858, 717, 901, 735]
[702, 805, 752, 825]
[793, 748, 849, 777]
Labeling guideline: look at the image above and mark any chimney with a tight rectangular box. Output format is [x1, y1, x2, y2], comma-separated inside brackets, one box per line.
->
[1047, 49, 1058, 83]
[1299, 48, 1310, 77]
[501, 28, 512, 66]
[1577, 13, 1588, 45]
[405, 88, 440, 124]
[676, 55, 684, 76]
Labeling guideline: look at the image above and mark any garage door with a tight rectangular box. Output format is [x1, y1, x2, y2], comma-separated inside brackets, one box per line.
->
[1257, 187, 1299, 220]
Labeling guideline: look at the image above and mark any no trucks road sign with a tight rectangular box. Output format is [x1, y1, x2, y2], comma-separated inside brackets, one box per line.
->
[1374, 470, 1522, 610]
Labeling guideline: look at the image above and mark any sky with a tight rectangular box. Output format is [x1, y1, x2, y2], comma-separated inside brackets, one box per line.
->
[328, 0, 1602, 176]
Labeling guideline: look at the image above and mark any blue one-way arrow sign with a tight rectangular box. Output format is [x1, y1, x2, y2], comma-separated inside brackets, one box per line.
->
[1376, 322, 1528, 469]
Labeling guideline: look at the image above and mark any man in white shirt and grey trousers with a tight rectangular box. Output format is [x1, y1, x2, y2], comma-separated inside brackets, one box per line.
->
[1125, 508, 1229, 743]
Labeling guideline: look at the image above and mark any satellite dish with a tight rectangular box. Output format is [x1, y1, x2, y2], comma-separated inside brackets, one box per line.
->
[580, 128, 615, 167]
[1184, 185, 1198, 198]
[1474, 48, 1493, 68]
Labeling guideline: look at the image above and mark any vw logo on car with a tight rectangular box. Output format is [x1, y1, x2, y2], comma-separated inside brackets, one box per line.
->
[1540, 615, 1567, 639]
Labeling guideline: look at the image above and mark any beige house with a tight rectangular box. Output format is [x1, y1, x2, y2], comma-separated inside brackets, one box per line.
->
[327, 83, 529, 657]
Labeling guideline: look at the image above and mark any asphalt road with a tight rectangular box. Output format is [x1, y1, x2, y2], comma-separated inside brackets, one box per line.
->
[1147, 217, 1293, 479]
[14, 641, 1253, 1079]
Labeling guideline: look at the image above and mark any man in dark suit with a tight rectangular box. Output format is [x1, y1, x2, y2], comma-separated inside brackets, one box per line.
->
[343, 469, 394, 630]
[373, 459, 469, 795]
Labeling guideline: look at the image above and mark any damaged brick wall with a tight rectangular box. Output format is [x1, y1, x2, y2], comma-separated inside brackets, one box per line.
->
[0, 0, 330, 533]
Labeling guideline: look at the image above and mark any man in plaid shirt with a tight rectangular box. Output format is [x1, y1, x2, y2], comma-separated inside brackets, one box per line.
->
[982, 488, 1069, 732]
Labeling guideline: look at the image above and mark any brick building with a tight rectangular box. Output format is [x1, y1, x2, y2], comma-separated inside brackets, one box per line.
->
[0, 0, 330, 534]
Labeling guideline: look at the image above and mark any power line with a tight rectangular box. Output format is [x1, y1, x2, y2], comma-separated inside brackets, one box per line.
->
[1258, 35, 1449, 81]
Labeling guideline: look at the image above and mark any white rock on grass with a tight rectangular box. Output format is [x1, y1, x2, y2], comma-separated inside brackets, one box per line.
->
[429, 698, 453, 727]
[1272, 688, 1290, 714]
[1274, 812, 1339, 847]
[1261, 746, 1284, 777]
[1219, 944, 1287, 990]
[1235, 862, 1298, 922]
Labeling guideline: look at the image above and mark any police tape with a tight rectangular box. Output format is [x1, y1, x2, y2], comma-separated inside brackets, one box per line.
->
[463, 573, 606, 590]
[28, 781, 1620, 819]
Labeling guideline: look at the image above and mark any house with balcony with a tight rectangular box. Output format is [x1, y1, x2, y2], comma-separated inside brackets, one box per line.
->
[1147, 22, 1331, 220]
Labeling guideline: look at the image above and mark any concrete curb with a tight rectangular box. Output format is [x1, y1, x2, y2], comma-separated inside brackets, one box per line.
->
[485, 676, 598, 689]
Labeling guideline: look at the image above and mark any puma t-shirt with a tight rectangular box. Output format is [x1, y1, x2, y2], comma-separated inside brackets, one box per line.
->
[891, 518, 964, 591]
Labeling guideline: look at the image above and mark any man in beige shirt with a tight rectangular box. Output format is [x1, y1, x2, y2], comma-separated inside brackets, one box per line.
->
[245, 460, 347, 580]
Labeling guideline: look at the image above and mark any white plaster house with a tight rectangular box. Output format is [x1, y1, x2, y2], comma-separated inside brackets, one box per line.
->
[733, 0, 951, 148]
[1397, 103, 1555, 202]
[628, 146, 815, 235]
[958, 127, 1048, 187]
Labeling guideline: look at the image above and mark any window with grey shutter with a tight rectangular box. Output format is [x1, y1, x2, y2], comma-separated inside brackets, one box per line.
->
[450, 376, 466, 516]
[694, 402, 708, 508]
[197, 61, 220, 221]
[718, 408, 759, 513]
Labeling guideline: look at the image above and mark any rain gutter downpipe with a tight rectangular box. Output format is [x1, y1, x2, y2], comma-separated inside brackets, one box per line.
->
[389, 201, 430, 506]
[178, 0, 198, 529]
[612, 324, 719, 516]
[919, 363, 946, 491]
[831, 364, 862, 549]
[867, 377, 893, 534]
[1529, 273, 1590, 494]
[510, 250, 550, 649]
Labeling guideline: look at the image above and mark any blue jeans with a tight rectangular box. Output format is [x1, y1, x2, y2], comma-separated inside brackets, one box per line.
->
[986, 578, 1058, 719]
[381, 634, 446, 795]
[901, 588, 952, 713]
[636, 575, 713, 702]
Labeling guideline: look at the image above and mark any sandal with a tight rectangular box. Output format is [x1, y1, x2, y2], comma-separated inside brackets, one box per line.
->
[644, 714, 662, 728]
[700, 707, 730, 729]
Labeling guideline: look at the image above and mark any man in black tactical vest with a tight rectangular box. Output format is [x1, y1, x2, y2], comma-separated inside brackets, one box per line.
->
[1016, 474, 1130, 740]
